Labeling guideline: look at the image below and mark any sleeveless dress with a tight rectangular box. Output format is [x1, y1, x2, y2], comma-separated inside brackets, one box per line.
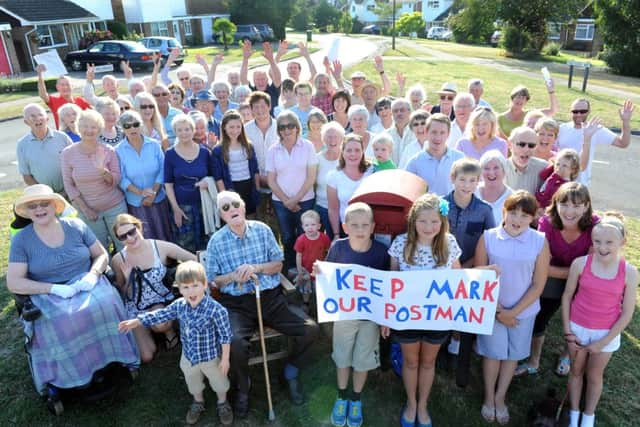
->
[122, 241, 173, 317]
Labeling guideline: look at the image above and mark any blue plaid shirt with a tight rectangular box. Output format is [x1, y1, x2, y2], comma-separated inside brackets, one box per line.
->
[138, 296, 232, 365]
[205, 221, 284, 296]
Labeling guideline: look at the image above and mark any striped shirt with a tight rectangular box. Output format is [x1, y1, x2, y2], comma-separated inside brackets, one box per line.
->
[205, 221, 284, 296]
[61, 142, 125, 211]
[139, 296, 232, 365]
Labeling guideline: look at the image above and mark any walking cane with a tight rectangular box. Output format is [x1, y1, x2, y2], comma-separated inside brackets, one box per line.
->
[251, 274, 275, 421]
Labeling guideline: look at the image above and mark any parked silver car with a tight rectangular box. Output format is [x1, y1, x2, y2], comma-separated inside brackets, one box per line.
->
[140, 36, 186, 66]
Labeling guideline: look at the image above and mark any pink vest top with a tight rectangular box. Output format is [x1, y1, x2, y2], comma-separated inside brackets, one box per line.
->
[570, 255, 626, 329]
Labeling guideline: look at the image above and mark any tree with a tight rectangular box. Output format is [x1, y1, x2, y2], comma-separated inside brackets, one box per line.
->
[313, 0, 341, 31]
[339, 12, 353, 34]
[498, 0, 582, 55]
[396, 12, 426, 36]
[448, 0, 498, 44]
[595, 0, 640, 77]
[212, 18, 236, 50]
[230, 0, 298, 40]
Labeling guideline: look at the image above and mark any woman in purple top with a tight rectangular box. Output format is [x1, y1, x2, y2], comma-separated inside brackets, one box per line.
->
[164, 114, 212, 253]
[515, 182, 598, 378]
[455, 108, 508, 160]
[474, 190, 550, 424]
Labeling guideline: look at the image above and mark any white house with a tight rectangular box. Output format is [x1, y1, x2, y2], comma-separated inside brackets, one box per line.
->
[415, 0, 454, 27]
[349, 0, 415, 25]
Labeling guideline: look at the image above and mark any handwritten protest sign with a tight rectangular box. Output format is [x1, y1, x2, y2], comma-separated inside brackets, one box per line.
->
[315, 262, 500, 335]
[33, 50, 67, 77]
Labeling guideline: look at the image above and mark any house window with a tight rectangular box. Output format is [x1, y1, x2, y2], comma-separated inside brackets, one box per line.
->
[427, 0, 440, 7]
[36, 24, 67, 48]
[184, 20, 192, 36]
[574, 23, 594, 41]
[150, 22, 169, 37]
[367, 5, 375, 11]
[547, 22, 561, 40]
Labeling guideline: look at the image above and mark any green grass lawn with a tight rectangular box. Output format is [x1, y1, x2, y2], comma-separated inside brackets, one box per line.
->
[346, 58, 639, 130]
[184, 44, 320, 68]
[1, 185, 639, 426]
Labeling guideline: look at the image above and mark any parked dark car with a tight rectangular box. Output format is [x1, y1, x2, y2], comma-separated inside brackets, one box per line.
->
[254, 24, 276, 41]
[65, 40, 156, 72]
[233, 25, 262, 43]
[362, 25, 381, 35]
[140, 36, 186, 66]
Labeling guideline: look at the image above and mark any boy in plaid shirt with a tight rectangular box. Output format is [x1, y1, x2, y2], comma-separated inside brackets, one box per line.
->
[119, 261, 233, 425]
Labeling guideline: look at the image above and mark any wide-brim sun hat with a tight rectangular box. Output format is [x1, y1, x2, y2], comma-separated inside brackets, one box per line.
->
[14, 184, 66, 218]
[350, 71, 367, 79]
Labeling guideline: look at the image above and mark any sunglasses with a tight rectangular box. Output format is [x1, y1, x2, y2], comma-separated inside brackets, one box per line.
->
[26, 200, 51, 210]
[122, 121, 141, 130]
[153, 92, 170, 97]
[120, 105, 131, 112]
[571, 109, 589, 114]
[221, 201, 241, 212]
[515, 141, 537, 149]
[278, 123, 297, 131]
[412, 120, 427, 127]
[440, 95, 455, 101]
[140, 104, 155, 110]
[116, 227, 138, 241]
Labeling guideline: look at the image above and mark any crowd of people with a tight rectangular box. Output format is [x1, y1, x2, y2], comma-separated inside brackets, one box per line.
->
[7, 39, 638, 427]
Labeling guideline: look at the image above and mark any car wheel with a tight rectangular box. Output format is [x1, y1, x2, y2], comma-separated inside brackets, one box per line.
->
[70, 59, 82, 72]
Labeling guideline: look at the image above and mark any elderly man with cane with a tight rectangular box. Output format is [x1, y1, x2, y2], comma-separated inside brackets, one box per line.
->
[205, 191, 319, 419]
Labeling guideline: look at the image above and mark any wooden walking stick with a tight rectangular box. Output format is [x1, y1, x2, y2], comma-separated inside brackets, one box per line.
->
[252, 275, 275, 421]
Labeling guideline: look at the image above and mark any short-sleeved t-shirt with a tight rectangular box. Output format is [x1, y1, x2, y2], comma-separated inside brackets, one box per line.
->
[47, 95, 91, 129]
[388, 233, 461, 271]
[16, 129, 72, 193]
[326, 168, 373, 222]
[294, 233, 332, 273]
[9, 217, 96, 283]
[315, 152, 339, 209]
[455, 137, 508, 160]
[326, 238, 390, 271]
[538, 214, 598, 267]
[164, 145, 211, 206]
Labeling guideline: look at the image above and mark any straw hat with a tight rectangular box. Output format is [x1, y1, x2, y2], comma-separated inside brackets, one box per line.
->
[437, 82, 458, 94]
[14, 184, 66, 218]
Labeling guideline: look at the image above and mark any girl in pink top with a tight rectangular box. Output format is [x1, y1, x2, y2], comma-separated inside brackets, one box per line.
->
[561, 213, 638, 427]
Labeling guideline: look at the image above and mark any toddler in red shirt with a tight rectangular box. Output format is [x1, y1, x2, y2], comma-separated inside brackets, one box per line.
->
[294, 210, 331, 310]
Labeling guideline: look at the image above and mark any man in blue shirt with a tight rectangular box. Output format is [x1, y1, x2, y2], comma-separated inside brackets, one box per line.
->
[205, 190, 319, 418]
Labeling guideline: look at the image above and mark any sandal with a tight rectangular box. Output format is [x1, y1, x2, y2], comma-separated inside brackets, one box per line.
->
[495, 406, 509, 425]
[555, 356, 571, 376]
[514, 363, 539, 377]
[481, 404, 496, 422]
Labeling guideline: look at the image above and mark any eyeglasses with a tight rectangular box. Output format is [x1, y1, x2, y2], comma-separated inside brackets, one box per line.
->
[571, 109, 589, 115]
[116, 227, 138, 241]
[120, 105, 131, 112]
[515, 141, 537, 149]
[412, 120, 427, 127]
[278, 123, 297, 131]
[139, 104, 155, 110]
[26, 200, 51, 210]
[153, 92, 170, 97]
[221, 201, 241, 212]
[179, 77, 189, 81]
[122, 121, 141, 130]
[170, 90, 182, 96]
[440, 95, 455, 101]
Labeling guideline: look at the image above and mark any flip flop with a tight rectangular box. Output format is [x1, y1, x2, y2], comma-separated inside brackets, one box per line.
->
[495, 406, 509, 425]
[555, 356, 571, 376]
[514, 363, 539, 376]
[481, 404, 496, 422]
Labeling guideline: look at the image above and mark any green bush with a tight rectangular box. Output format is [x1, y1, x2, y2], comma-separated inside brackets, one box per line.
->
[352, 17, 364, 34]
[502, 25, 538, 58]
[543, 42, 561, 56]
[19, 77, 56, 92]
[600, 47, 640, 77]
[291, 9, 310, 31]
[107, 21, 128, 39]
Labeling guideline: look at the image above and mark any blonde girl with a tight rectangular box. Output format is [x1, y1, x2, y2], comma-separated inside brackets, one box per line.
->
[384, 193, 462, 427]
[561, 213, 638, 427]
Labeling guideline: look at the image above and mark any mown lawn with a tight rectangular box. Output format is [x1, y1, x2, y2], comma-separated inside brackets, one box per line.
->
[1, 181, 639, 427]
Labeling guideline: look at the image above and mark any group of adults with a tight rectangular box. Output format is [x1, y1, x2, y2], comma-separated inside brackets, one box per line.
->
[9, 37, 635, 422]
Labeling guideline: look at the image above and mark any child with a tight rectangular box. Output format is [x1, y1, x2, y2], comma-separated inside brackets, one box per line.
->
[474, 191, 550, 425]
[384, 193, 462, 427]
[321, 202, 390, 427]
[294, 210, 331, 310]
[536, 148, 581, 210]
[119, 261, 233, 426]
[238, 102, 254, 123]
[443, 158, 495, 386]
[561, 213, 638, 427]
[273, 78, 296, 117]
[371, 133, 396, 171]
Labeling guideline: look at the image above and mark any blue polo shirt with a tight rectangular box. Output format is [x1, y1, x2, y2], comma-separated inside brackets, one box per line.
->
[444, 192, 495, 264]
[405, 148, 465, 196]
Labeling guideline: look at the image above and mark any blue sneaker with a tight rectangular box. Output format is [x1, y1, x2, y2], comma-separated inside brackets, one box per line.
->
[347, 400, 363, 427]
[331, 398, 348, 426]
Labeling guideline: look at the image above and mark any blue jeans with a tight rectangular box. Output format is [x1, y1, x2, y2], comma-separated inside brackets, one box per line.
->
[314, 204, 333, 240]
[272, 198, 315, 271]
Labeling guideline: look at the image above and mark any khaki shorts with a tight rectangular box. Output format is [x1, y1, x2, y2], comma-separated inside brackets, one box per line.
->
[332, 320, 380, 371]
[180, 353, 230, 396]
